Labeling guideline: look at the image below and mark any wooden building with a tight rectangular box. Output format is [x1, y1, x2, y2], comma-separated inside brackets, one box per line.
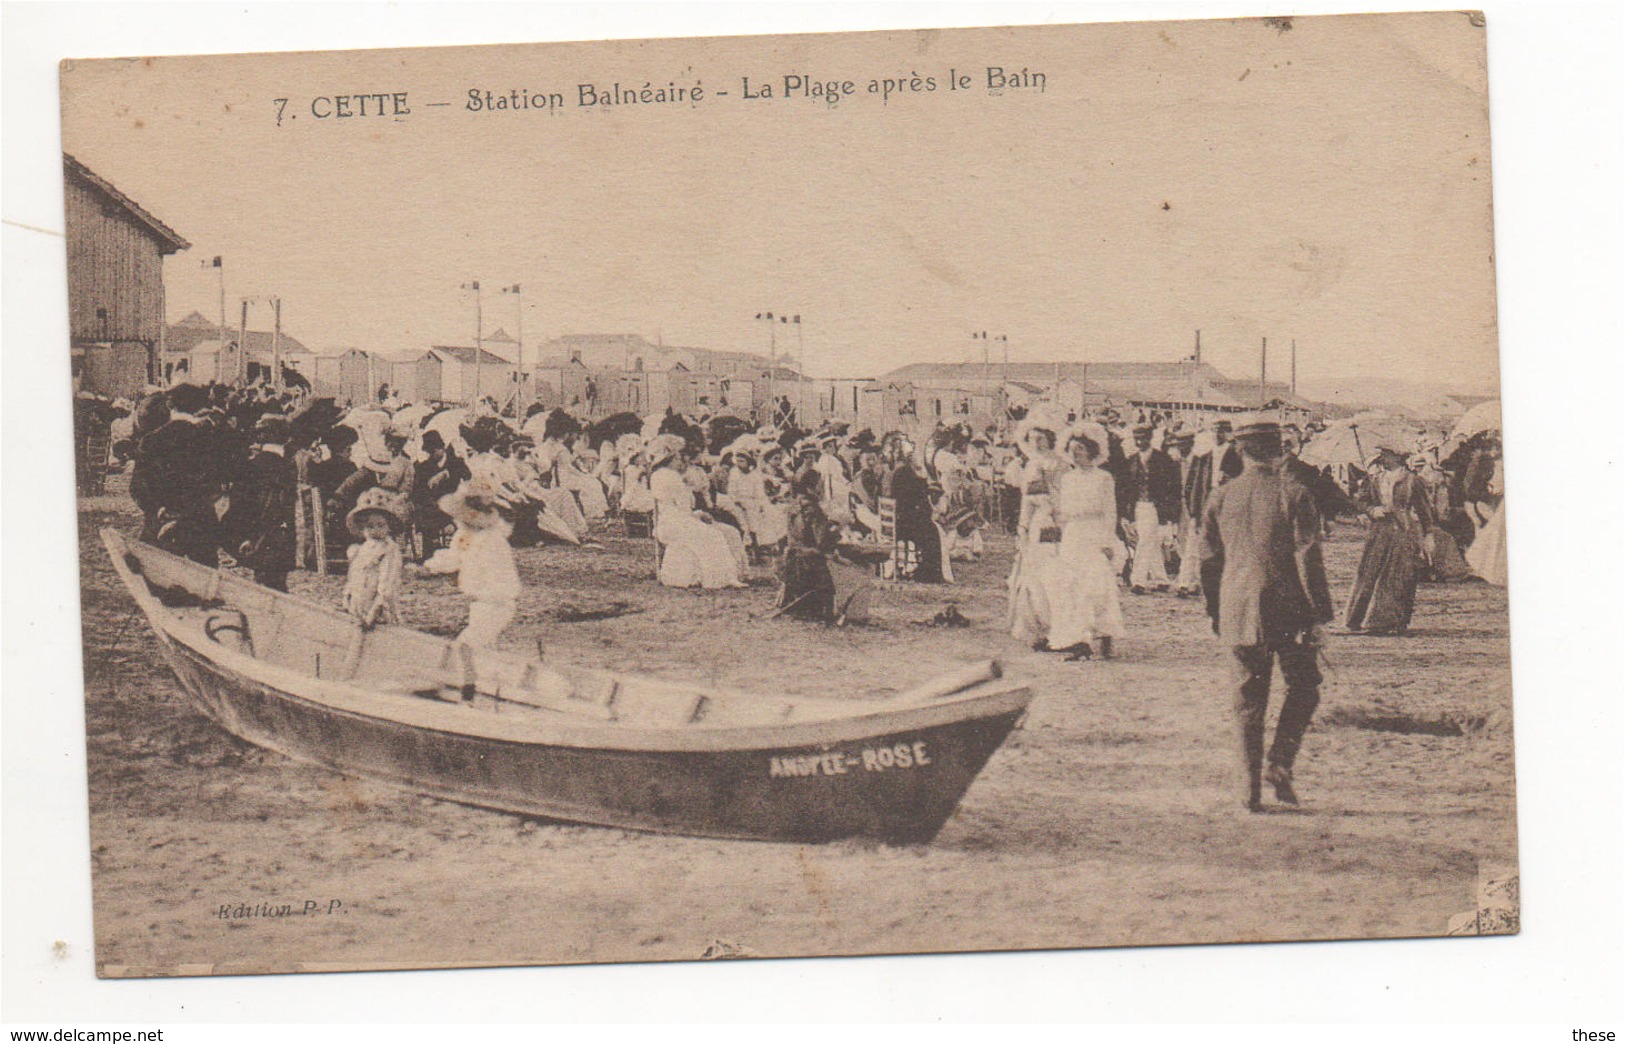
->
[64, 154, 190, 396]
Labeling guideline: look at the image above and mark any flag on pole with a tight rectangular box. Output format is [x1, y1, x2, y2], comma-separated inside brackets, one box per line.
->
[502, 284, 521, 294]
[462, 281, 480, 291]
[792, 315, 801, 324]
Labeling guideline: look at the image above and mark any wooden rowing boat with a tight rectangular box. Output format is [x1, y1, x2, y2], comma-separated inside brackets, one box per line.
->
[101, 529, 1032, 843]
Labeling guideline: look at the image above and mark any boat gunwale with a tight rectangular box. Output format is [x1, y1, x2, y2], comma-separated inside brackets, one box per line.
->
[104, 529, 1035, 754]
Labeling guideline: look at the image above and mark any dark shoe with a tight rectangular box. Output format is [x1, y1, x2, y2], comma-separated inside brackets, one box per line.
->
[1264, 763, 1299, 805]
[1246, 783, 1264, 813]
[1031, 638, 1050, 652]
[1130, 585, 1148, 595]
[1060, 643, 1094, 661]
[1097, 637, 1113, 660]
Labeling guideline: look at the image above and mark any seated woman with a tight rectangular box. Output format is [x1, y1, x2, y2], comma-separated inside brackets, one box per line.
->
[728, 447, 789, 559]
[647, 434, 748, 589]
[562, 444, 610, 522]
[777, 469, 839, 621]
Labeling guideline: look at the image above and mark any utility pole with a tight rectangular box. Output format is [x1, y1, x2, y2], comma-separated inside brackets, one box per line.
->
[756, 312, 778, 424]
[271, 296, 283, 393]
[793, 314, 805, 423]
[237, 299, 249, 386]
[1259, 336, 1268, 407]
[460, 281, 484, 405]
[999, 333, 1009, 431]
[1291, 338, 1298, 397]
[503, 284, 524, 413]
[215, 257, 227, 348]
[1194, 329, 1202, 365]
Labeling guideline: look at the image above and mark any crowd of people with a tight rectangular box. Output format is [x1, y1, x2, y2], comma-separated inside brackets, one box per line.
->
[98, 379, 1506, 809]
[99, 381, 1509, 643]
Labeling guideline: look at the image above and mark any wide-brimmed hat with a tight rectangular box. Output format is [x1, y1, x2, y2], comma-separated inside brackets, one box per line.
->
[1016, 403, 1069, 448]
[1065, 421, 1111, 464]
[438, 480, 504, 525]
[645, 433, 686, 468]
[346, 487, 408, 538]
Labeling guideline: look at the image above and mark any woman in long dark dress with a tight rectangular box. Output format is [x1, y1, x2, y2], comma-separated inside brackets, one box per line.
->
[887, 436, 946, 583]
[777, 469, 838, 621]
[1345, 449, 1435, 635]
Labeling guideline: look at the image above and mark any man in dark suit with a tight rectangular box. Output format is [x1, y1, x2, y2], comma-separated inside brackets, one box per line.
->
[1200, 417, 1335, 812]
[1119, 424, 1182, 593]
[223, 414, 300, 591]
[130, 383, 226, 566]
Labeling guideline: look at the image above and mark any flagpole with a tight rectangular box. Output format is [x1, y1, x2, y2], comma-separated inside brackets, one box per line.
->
[237, 299, 249, 387]
[794, 315, 805, 423]
[1259, 336, 1268, 407]
[215, 258, 227, 351]
[271, 296, 283, 393]
[516, 286, 526, 412]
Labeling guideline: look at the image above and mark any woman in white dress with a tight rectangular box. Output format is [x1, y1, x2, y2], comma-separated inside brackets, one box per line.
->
[728, 448, 788, 555]
[1464, 454, 1507, 586]
[558, 443, 610, 523]
[1049, 422, 1126, 660]
[1007, 412, 1070, 649]
[617, 435, 657, 517]
[647, 434, 748, 589]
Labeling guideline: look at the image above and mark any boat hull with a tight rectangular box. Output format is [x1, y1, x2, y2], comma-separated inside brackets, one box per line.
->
[161, 637, 1023, 843]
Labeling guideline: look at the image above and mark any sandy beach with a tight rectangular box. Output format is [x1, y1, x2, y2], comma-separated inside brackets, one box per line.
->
[77, 478, 1517, 977]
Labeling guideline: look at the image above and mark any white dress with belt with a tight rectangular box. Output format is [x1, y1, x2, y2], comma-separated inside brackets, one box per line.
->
[651, 467, 747, 589]
[1049, 467, 1126, 648]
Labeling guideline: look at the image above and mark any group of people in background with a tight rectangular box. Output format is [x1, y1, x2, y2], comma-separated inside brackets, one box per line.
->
[87, 377, 1508, 813]
[1000, 404, 1508, 660]
[98, 380, 1506, 647]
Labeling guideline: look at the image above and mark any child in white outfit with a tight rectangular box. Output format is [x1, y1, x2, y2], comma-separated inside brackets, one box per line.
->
[423, 482, 521, 649]
[342, 488, 407, 628]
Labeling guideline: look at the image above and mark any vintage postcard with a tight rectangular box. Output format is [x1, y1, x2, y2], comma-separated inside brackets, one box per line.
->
[61, 11, 1514, 978]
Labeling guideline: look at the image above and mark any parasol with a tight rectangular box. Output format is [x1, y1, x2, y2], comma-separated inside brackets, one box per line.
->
[1299, 416, 1419, 468]
[1449, 400, 1501, 441]
[423, 407, 471, 449]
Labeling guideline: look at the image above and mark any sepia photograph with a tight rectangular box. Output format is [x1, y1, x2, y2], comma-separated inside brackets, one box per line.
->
[50, 11, 1530, 980]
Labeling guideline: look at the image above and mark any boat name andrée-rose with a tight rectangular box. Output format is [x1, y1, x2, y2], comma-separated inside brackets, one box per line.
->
[769, 741, 931, 779]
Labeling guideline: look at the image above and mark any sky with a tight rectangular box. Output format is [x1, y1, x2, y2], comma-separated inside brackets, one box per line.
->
[60, 13, 1501, 392]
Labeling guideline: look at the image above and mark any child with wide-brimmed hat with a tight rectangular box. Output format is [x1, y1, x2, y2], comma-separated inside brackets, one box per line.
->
[343, 487, 408, 628]
[422, 481, 521, 649]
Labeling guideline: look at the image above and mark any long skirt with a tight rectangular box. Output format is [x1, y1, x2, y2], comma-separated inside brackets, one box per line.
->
[560, 469, 608, 522]
[658, 515, 747, 589]
[896, 516, 946, 583]
[1345, 520, 1422, 634]
[1008, 542, 1063, 644]
[778, 551, 836, 621]
[1047, 536, 1125, 649]
[1465, 502, 1508, 586]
